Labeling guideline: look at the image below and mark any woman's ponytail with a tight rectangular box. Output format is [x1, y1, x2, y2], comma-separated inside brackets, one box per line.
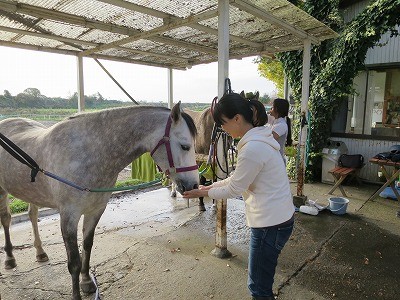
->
[285, 116, 292, 146]
[249, 99, 267, 127]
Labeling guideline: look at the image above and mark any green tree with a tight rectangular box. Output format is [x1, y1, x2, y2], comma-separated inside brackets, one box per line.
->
[3, 90, 12, 98]
[23, 87, 42, 98]
[257, 57, 284, 97]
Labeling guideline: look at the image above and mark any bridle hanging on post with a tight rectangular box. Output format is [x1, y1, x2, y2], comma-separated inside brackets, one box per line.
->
[208, 78, 235, 181]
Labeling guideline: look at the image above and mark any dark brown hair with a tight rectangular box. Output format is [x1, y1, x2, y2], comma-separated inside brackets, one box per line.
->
[273, 98, 292, 146]
[212, 93, 267, 127]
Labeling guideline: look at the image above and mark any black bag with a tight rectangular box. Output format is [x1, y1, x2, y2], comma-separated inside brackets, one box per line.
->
[338, 154, 364, 168]
[373, 152, 393, 160]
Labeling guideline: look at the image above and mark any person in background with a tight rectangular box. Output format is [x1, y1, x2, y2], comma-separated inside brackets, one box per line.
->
[182, 92, 294, 300]
[267, 98, 292, 163]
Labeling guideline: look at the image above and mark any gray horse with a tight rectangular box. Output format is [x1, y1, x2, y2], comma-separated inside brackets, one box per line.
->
[0, 103, 199, 300]
[171, 106, 235, 211]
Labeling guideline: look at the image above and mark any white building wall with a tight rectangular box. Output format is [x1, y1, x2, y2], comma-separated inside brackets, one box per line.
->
[331, 1, 400, 184]
[333, 137, 399, 182]
[341, 0, 400, 65]
[365, 28, 400, 65]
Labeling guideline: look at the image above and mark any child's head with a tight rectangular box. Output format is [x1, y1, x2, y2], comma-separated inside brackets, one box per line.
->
[273, 98, 290, 118]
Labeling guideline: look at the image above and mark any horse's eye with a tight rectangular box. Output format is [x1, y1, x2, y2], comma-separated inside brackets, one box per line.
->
[181, 145, 190, 151]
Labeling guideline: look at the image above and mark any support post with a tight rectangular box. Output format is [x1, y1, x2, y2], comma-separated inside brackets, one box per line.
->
[284, 74, 289, 100]
[211, 0, 231, 259]
[294, 39, 311, 205]
[77, 55, 85, 112]
[168, 68, 173, 109]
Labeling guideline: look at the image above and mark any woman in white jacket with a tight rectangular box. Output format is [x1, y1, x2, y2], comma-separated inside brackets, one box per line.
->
[183, 93, 294, 300]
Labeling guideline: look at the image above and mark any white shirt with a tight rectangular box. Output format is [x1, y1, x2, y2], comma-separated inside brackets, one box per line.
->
[208, 126, 294, 228]
[267, 115, 288, 161]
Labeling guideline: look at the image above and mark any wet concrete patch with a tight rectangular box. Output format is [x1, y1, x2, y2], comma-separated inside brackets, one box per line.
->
[279, 214, 400, 300]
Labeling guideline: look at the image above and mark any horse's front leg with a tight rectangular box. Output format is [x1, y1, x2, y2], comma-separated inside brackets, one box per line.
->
[28, 203, 49, 262]
[198, 175, 207, 212]
[0, 188, 16, 269]
[80, 207, 106, 294]
[170, 182, 177, 197]
[60, 211, 82, 300]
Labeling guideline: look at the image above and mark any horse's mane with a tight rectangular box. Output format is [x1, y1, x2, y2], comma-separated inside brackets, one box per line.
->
[181, 112, 197, 137]
[65, 105, 197, 138]
[67, 105, 168, 120]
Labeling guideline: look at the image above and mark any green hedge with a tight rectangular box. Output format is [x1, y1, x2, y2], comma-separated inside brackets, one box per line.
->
[9, 175, 163, 214]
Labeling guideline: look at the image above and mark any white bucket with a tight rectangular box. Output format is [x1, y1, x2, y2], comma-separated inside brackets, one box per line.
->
[328, 197, 349, 215]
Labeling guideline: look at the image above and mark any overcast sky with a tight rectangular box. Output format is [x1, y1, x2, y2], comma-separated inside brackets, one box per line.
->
[0, 46, 277, 104]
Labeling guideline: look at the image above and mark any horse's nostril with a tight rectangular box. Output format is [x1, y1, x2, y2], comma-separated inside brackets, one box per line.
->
[193, 184, 199, 189]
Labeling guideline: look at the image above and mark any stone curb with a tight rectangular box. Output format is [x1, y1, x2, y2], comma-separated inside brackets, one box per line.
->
[10, 182, 163, 225]
[11, 208, 59, 225]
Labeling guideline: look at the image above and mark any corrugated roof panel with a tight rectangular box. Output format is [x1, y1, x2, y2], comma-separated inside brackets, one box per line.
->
[80, 29, 127, 45]
[17, 34, 64, 47]
[130, 0, 218, 19]
[38, 20, 88, 39]
[62, 0, 163, 31]
[0, 0, 338, 69]
[17, 0, 61, 8]
[123, 39, 164, 52]
[0, 31, 18, 41]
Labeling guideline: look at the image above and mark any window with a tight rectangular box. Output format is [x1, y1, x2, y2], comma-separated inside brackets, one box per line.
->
[332, 68, 400, 138]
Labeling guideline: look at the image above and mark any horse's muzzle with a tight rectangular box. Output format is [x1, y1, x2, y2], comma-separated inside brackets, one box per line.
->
[176, 181, 198, 194]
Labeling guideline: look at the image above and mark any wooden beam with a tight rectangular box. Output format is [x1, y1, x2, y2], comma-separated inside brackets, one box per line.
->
[99, 0, 263, 49]
[79, 9, 219, 56]
[0, 0, 217, 55]
[0, 25, 97, 47]
[0, 26, 189, 64]
[232, 0, 320, 45]
[0, 41, 187, 70]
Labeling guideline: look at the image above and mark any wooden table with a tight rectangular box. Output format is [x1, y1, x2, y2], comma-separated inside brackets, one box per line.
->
[368, 158, 400, 201]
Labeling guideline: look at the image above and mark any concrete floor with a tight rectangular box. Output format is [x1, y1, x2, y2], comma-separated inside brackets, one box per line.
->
[1, 181, 400, 300]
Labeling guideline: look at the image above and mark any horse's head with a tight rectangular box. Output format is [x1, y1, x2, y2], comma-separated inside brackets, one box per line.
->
[151, 102, 199, 194]
[240, 90, 259, 101]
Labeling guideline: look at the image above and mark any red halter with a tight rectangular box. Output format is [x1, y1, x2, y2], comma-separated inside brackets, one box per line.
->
[150, 116, 198, 176]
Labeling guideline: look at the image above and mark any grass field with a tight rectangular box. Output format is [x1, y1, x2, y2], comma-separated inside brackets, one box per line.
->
[8, 175, 163, 214]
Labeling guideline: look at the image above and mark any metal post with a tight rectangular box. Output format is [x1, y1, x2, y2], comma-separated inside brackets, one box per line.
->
[77, 55, 85, 112]
[295, 39, 311, 202]
[168, 68, 173, 109]
[211, 0, 232, 259]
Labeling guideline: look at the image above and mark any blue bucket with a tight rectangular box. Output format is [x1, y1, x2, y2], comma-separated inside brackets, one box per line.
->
[328, 197, 349, 215]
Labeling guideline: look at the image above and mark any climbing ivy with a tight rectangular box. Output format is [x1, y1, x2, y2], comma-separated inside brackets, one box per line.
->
[269, 0, 400, 181]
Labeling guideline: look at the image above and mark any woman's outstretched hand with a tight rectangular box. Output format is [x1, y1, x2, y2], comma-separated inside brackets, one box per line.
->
[182, 185, 210, 198]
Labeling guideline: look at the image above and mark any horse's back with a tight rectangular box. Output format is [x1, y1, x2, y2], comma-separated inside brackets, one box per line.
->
[183, 108, 213, 155]
[0, 117, 47, 138]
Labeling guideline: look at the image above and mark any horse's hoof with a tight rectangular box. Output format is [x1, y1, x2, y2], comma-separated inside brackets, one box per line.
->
[5, 257, 16, 269]
[36, 253, 49, 262]
[80, 279, 97, 294]
[198, 204, 206, 212]
[170, 191, 177, 197]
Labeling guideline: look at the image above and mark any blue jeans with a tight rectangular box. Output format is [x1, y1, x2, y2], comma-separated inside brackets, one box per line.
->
[248, 218, 294, 297]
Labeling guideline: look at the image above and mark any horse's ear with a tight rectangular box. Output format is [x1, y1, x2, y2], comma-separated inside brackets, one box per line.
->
[254, 91, 259, 100]
[170, 101, 182, 122]
[240, 91, 245, 98]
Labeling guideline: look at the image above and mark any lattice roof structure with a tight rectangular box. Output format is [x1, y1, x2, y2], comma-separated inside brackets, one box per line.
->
[0, 0, 338, 70]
